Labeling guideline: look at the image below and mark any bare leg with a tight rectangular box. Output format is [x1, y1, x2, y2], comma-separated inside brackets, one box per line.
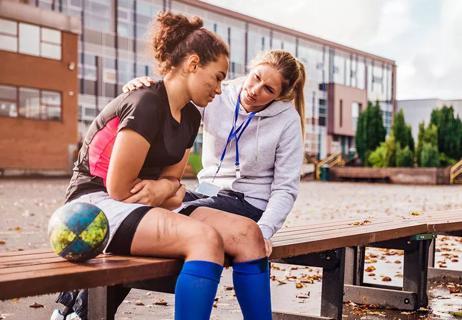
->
[190, 207, 266, 263]
[130, 207, 224, 264]
[131, 208, 225, 320]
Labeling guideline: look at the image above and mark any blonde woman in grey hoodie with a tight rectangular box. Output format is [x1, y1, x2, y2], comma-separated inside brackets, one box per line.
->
[124, 50, 305, 319]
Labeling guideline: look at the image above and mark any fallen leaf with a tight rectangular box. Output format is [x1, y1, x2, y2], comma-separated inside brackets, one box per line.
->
[154, 299, 168, 306]
[0, 240, 5, 245]
[295, 282, 303, 289]
[29, 302, 44, 308]
[135, 301, 144, 306]
[350, 219, 371, 226]
[365, 266, 376, 273]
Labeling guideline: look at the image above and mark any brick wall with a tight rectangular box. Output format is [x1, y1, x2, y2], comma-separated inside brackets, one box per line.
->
[0, 31, 78, 172]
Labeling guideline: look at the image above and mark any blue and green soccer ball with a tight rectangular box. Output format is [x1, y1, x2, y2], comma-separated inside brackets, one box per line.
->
[48, 202, 109, 262]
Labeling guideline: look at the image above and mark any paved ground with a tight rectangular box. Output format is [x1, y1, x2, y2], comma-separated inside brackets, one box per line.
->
[0, 178, 462, 319]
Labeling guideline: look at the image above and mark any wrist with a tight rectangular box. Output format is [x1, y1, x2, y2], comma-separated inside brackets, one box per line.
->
[160, 176, 181, 192]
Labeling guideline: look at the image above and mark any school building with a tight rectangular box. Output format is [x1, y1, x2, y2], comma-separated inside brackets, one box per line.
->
[0, 0, 396, 173]
[0, 0, 80, 174]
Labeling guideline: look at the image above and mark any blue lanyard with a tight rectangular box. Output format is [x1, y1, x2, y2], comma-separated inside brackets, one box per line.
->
[213, 94, 256, 180]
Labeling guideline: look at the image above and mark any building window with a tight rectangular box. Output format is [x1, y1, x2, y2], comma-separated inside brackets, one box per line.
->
[0, 18, 18, 52]
[0, 85, 18, 117]
[41, 27, 61, 59]
[19, 87, 41, 119]
[19, 23, 40, 56]
[42, 90, 62, 120]
[319, 98, 327, 127]
[352, 102, 359, 132]
[0, 18, 62, 60]
[0, 84, 62, 121]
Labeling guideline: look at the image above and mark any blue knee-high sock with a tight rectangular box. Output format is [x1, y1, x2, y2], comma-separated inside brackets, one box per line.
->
[175, 260, 223, 320]
[232, 257, 272, 320]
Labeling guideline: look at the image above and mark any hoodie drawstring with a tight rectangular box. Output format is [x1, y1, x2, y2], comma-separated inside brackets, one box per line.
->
[256, 117, 261, 162]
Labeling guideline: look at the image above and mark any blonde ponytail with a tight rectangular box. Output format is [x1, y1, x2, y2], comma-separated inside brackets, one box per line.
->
[293, 61, 305, 141]
[251, 50, 306, 141]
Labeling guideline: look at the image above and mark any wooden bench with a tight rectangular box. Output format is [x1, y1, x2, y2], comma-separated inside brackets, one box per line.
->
[1, 210, 462, 320]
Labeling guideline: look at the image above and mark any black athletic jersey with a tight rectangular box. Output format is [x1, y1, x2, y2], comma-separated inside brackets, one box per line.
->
[65, 81, 201, 202]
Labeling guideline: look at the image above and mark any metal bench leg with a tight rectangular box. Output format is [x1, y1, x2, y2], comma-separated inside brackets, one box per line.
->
[344, 246, 364, 286]
[275, 248, 346, 320]
[320, 249, 345, 319]
[87, 285, 129, 320]
[344, 235, 433, 310]
[403, 237, 431, 308]
[88, 286, 108, 320]
[428, 237, 435, 268]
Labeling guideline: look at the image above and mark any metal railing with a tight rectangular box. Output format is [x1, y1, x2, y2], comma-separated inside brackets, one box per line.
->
[315, 152, 345, 180]
[450, 159, 462, 184]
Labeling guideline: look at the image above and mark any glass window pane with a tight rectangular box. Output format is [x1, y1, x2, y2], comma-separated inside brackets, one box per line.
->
[19, 87, 40, 119]
[19, 23, 40, 56]
[41, 43, 61, 60]
[0, 85, 17, 100]
[42, 90, 61, 105]
[0, 18, 17, 35]
[0, 35, 17, 52]
[42, 90, 61, 120]
[38, 0, 53, 10]
[42, 28, 61, 44]
[47, 105, 61, 120]
[0, 101, 17, 117]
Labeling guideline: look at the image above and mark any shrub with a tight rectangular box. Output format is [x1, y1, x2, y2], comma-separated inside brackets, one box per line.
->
[420, 143, 440, 167]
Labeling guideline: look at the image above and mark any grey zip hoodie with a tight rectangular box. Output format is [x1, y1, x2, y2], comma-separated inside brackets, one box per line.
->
[198, 78, 304, 239]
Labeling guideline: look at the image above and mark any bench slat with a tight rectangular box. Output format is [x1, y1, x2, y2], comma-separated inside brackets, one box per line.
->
[273, 220, 426, 243]
[0, 255, 182, 300]
[271, 223, 427, 259]
[0, 251, 59, 264]
[0, 248, 50, 258]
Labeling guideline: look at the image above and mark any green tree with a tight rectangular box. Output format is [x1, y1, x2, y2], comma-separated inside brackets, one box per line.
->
[415, 122, 425, 167]
[396, 145, 414, 167]
[392, 109, 414, 151]
[420, 143, 440, 167]
[355, 101, 387, 164]
[430, 106, 462, 160]
[416, 123, 439, 167]
[368, 134, 397, 168]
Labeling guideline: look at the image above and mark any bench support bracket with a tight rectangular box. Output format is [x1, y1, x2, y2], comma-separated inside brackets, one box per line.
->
[345, 235, 433, 310]
[277, 248, 345, 320]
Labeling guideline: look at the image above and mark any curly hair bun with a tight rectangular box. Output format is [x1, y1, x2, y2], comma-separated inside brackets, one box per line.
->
[150, 11, 228, 74]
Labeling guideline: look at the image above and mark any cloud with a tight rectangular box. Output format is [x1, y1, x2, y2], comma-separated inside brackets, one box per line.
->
[203, 0, 461, 99]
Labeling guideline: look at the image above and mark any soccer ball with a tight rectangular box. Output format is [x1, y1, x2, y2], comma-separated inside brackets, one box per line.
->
[48, 202, 109, 262]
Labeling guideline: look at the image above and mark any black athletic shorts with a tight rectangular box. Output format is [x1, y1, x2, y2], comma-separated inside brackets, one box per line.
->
[179, 190, 264, 222]
[106, 206, 152, 255]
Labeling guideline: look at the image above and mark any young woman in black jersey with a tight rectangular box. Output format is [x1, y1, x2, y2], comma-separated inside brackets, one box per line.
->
[52, 12, 233, 320]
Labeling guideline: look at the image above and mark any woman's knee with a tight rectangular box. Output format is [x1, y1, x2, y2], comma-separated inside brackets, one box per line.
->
[187, 223, 224, 258]
[227, 218, 265, 255]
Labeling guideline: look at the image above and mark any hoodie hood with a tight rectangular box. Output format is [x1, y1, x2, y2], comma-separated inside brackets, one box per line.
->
[223, 77, 295, 118]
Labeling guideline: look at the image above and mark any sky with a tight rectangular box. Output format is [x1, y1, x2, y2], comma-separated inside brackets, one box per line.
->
[203, 0, 462, 100]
